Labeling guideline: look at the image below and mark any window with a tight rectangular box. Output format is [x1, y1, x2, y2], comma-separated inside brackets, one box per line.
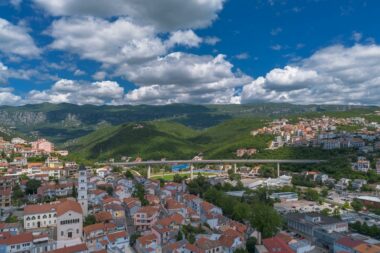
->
[77, 229, 79, 234]
[61, 231, 64, 236]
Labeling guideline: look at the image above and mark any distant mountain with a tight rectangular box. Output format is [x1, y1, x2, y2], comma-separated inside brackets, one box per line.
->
[0, 103, 377, 153]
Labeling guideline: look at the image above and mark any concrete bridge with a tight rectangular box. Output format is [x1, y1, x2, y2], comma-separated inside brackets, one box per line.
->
[98, 159, 326, 179]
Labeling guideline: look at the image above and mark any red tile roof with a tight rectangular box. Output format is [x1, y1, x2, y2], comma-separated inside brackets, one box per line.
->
[336, 236, 364, 249]
[56, 200, 83, 216]
[47, 243, 88, 253]
[263, 236, 293, 253]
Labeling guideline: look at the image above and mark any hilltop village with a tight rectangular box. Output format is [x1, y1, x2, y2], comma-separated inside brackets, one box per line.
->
[0, 116, 380, 253]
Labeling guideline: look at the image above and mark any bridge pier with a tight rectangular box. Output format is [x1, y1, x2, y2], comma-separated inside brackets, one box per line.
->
[190, 164, 194, 180]
[147, 165, 151, 179]
[234, 164, 237, 174]
[277, 163, 280, 177]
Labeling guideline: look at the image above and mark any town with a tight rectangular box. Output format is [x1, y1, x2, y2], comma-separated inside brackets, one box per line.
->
[0, 114, 379, 253]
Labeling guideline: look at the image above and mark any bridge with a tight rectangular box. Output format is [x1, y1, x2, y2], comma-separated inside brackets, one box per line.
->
[98, 159, 326, 179]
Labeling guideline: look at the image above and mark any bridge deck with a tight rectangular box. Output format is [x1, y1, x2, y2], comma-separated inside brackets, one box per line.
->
[98, 159, 326, 166]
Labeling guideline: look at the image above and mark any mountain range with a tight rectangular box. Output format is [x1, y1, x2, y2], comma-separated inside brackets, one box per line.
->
[0, 103, 377, 162]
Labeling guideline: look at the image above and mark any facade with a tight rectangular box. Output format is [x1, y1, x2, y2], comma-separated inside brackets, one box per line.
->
[285, 213, 348, 238]
[133, 206, 159, 231]
[0, 190, 11, 208]
[78, 165, 88, 216]
[23, 203, 57, 229]
[270, 192, 298, 202]
[56, 200, 83, 243]
[31, 139, 54, 154]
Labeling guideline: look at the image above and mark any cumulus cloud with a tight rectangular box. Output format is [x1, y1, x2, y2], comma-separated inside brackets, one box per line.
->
[119, 52, 251, 104]
[0, 18, 40, 57]
[166, 30, 202, 48]
[48, 17, 167, 65]
[33, 0, 224, 31]
[27, 79, 124, 105]
[241, 44, 380, 105]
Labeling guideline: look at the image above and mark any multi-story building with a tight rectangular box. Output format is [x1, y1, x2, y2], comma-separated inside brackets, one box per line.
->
[0, 232, 57, 253]
[31, 139, 54, 154]
[133, 206, 159, 231]
[376, 159, 380, 175]
[285, 213, 348, 238]
[0, 190, 11, 208]
[352, 157, 371, 172]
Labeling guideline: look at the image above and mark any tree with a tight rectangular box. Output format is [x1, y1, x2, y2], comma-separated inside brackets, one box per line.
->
[321, 208, 330, 216]
[351, 199, 364, 212]
[342, 201, 350, 210]
[246, 237, 257, 253]
[25, 179, 41, 195]
[321, 188, 329, 198]
[130, 233, 141, 246]
[250, 202, 282, 238]
[176, 231, 183, 241]
[125, 170, 134, 179]
[5, 215, 17, 223]
[83, 214, 96, 226]
[173, 174, 185, 183]
[304, 188, 319, 201]
[72, 184, 78, 198]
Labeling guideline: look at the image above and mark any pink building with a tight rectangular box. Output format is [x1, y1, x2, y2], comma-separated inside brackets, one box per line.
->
[133, 206, 159, 231]
[31, 139, 54, 153]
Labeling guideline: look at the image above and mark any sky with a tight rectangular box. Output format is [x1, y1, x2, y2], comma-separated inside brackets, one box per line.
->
[0, 0, 379, 106]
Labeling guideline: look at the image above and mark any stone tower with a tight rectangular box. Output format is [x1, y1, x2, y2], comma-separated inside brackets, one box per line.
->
[77, 164, 88, 216]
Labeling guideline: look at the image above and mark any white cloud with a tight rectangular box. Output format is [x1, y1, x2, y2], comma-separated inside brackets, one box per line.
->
[92, 71, 107, 81]
[120, 52, 251, 104]
[166, 30, 202, 48]
[352, 31, 362, 42]
[235, 52, 250, 60]
[73, 69, 85, 76]
[33, 0, 225, 31]
[241, 44, 380, 105]
[48, 17, 167, 65]
[204, 36, 220, 45]
[27, 79, 124, 105]
[270, 27, 282, 36]
[0, 18, 40, 57]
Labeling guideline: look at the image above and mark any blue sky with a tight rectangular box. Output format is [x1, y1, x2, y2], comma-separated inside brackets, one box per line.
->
[0, 0, 379, 105]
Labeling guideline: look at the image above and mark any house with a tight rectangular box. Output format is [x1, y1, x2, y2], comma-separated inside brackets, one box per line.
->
[48, 243, 88, 253]
[0, 223, 21, 235]
[333, 236, 364, 253]
[151, 213, 185, 245]
[351, 179, 367, 191]
[23, 202, 58, 229]
[262, 236, 293, 253]
[352, 157, 371, 172]
[162, 240, 201, 253]
[135, 233, 160, 253]
[218, 229, 245, 253]
[123, 197, 141, 216]
[83, 223, 116, 251]
[195, 237, 223, 253]
[23, 199, 83, 239]
[101, 231, 129, 252]
[133, 206, 159, 231]
[0, 190, 11, 208]
[31, 139, 54, 154]
[200, 201, 223, 222]
[0, 232, 56, 253]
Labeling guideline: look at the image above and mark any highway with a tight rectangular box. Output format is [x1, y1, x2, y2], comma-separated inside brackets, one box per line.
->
[97, 159, 326, 167]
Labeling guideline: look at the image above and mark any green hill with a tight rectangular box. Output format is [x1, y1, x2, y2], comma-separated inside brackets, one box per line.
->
[68, 118, 271, 162]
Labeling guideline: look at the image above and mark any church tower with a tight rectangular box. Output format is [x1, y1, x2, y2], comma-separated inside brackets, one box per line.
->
[78, 164, 88, 216]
